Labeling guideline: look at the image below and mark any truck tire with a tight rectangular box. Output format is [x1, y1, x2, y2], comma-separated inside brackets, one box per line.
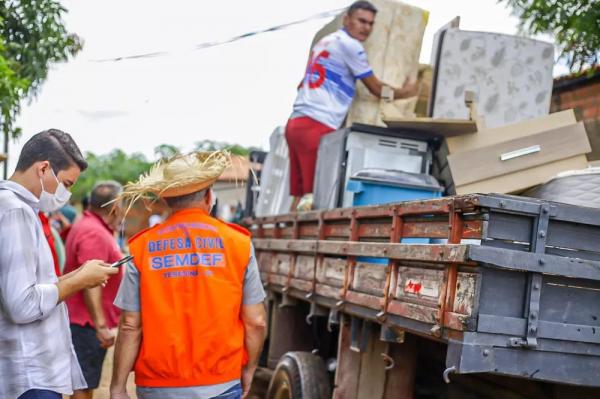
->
[266, 351, 332, 399]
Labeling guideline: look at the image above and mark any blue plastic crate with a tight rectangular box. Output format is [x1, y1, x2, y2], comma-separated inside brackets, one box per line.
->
[346, 169, 443, 263]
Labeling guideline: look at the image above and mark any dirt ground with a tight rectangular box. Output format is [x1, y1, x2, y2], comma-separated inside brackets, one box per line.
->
[69, 345, 269, 399]
[94, 344, 137, 399]
[63, 344, 136, 399]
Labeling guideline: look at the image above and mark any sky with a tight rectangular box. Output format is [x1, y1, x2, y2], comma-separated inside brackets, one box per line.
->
[7, 0, 567, 172]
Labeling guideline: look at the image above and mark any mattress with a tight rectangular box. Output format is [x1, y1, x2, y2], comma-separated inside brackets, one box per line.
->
[432, 29, 554, 128]
[525, 168, 600, 208]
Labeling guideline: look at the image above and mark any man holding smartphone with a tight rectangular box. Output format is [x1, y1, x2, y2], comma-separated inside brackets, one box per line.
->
[0, 129, 119, 399]
[63, 181, 125, 399]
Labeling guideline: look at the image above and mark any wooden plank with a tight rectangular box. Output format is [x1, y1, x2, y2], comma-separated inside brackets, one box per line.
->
[333, 317, 361, 399]
[453, 272, 477, 315]
[273, 253, 293, 276]
[265, 219, 482, 241]
[316, 257, 346, 287]
[352, 262, 387, 296]
[387, 299, 438, 324]
[346, 291, 383, 310]
[357, 327, 387, 399]
[357, 223, 392, 238]
[293, 255, 315, 280]
[448, 122, 590, 186]
[383, 116, 477, 136]
[444, 311, 471, 331]
[395, 267, 444, 303]
[253, 239, 317, 253]
[317, 241, 470, 263]
[316, 284, 343, 300]
[256, 240, 471, 263]
[323, 224, 352, 238]
[383, 336, 417, 399]
[288, 279, 312, 292]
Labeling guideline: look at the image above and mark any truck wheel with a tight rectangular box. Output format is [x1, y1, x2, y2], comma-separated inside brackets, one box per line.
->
[267, 351, 332, 399]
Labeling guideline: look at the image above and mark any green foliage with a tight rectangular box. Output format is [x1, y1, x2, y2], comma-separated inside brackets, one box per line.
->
[500, 0, 599, 71]
[195, 139, 260, 156]
[72, 149, 152, 201]
[154, 143, 180, 160]
[72, 140, 259, 201]
[0, 0, 81, 138]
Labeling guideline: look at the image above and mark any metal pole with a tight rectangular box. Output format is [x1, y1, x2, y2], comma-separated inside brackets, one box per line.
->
[2, 126, 8, 180]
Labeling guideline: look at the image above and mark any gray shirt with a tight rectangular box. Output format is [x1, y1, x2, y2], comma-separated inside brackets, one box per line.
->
[0, 181, 86, 398]
[114, 245, 265, 399]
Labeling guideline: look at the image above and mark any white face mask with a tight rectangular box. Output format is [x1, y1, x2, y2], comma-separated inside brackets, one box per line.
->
[39, 167, 72, 213]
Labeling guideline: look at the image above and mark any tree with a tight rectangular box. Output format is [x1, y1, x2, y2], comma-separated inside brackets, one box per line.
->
[195, 139, 261, 156]
[154, 143, 180, 160]
[72, 150, 152, 201]
[1, 0, 82, 177]
[500, 0, 599, 71]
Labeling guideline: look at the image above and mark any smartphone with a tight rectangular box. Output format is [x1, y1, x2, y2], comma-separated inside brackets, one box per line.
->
[111, 255, 133, 268]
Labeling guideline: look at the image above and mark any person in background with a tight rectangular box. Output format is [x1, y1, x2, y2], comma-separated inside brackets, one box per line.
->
[39, 210, 63, 276]
[0, 129, 119, 399]
[64, 181, 125, 399]
[81, 194, 90, 211]
[285, 0, 419, 211]
[51, 203, 78, 242]
[110, 151, 267, 399]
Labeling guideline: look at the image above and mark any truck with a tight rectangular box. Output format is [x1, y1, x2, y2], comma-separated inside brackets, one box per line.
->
[246, 192, 600, 398]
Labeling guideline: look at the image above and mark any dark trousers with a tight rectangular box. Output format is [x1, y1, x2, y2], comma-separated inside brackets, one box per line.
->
[18, 390, 61, 399]
[212, 383, 243, 398]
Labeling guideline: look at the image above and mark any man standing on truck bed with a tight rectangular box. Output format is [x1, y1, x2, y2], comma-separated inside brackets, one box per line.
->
[286, 0, 419, 211]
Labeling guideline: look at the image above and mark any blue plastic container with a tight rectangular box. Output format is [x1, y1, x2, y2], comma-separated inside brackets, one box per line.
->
[346, 169, 443, 263]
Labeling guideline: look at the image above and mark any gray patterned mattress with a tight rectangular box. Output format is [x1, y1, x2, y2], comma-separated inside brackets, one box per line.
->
[525, 168, 600, 208]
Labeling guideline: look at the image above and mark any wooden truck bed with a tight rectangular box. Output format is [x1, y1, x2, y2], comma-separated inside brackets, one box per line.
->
[248, 194, 600, 387]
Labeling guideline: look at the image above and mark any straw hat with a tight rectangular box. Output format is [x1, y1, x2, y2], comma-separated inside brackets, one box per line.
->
[119, 151, 231, 207]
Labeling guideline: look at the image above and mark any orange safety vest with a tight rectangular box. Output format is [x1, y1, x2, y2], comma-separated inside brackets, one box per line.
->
[128, 208, 251, 387]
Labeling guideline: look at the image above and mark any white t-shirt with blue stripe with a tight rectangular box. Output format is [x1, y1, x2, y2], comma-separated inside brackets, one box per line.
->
[292, 29, 373, 129]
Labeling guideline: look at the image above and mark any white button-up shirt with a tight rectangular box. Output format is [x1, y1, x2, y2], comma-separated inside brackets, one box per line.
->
[0, 180, 86, 398]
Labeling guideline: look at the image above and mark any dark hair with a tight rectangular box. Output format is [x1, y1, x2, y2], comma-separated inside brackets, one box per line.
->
[81, 194, 90, 210]
[348, 1, 377, 15]
[15, 129, 88, 173]
[90, 181, 123, 210]
[164, 188, 208, 209]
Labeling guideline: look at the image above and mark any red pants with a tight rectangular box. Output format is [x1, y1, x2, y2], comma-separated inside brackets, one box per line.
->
[285, 116, 335, 197]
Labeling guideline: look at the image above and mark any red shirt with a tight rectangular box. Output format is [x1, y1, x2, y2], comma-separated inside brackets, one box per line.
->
[64, 211, 123, 328]
[39, 212, 61, 276]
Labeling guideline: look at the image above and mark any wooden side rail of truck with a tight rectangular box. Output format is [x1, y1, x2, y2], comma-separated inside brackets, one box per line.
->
[248, 194, 600, 398]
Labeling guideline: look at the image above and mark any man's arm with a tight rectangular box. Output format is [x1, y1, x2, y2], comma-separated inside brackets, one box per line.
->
[110, 262, 142, 399]
[361, 75, 419, 100]
[84, 286, 115, 348]
[241, 303, 267, 397]
[56, 260, 118, 303]
[75, 229, 118, 347]
[110, 311, 141, 399]
[0, 208, 116, 324]
[58, 268, 80, 281]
